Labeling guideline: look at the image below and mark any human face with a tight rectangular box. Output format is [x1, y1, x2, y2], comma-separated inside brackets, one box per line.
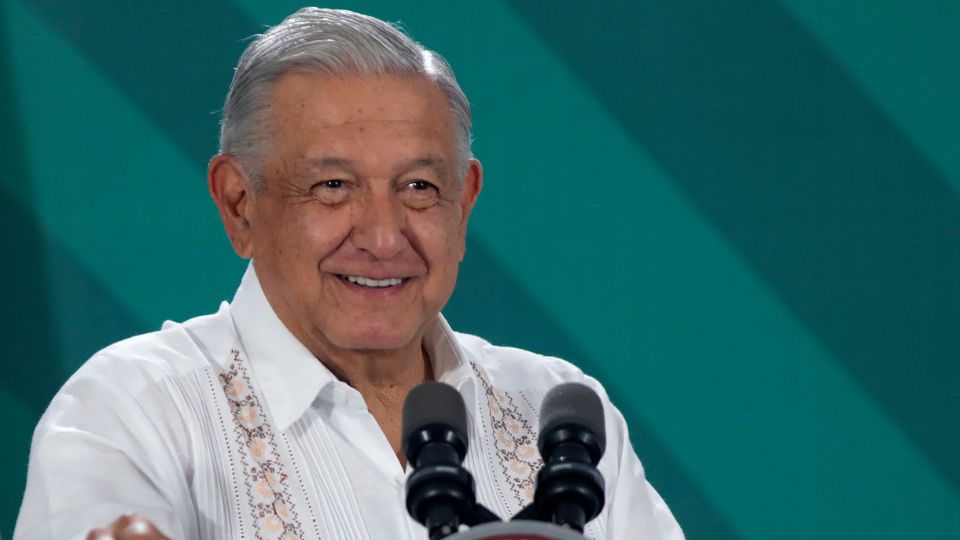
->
[245, 73, 480, 357]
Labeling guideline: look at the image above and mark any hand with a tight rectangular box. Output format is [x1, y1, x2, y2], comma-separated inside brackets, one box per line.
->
[86, 514, 171, 539]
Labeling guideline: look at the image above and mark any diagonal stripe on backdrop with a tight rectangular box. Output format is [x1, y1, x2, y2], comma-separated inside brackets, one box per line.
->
[506, 0, 960, 493]
[0, 194, 146, 413]
[25, 0, 253, 164]
[0, 5, 59, 531]
[22, 0, 737, 535]
[1, 0, 145, 412]
[0, 5, 60, 409]
[448, 240, 741, 539]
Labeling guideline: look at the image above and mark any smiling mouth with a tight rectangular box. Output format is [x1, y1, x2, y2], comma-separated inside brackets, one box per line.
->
[337, 274, 407, 288]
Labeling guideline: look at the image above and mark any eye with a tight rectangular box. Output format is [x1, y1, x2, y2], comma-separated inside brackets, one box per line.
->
[310, 179, 351, 205]
[399, 179, 440, 209]
[409, 180, 433, 191]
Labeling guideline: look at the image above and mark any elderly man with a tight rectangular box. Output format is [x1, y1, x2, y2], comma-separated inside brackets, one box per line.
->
[15, 7, 682, 540]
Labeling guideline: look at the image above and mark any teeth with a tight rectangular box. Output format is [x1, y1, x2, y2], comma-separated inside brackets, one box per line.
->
[345, 275, 404, 288]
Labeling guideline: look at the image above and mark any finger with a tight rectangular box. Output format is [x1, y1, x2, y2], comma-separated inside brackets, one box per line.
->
[119, 514, 168, 539]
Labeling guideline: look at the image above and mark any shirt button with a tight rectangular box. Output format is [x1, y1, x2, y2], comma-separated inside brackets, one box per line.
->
[332, 386, 348, 405]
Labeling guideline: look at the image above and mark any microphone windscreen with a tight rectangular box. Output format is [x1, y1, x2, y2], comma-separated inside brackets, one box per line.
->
[402, 381, 468, 442]
[539, 382, 607, 452]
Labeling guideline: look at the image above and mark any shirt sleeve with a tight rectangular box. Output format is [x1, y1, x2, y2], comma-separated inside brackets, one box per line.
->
[602, 401, 685, 540]
[14, 356, 191, 540]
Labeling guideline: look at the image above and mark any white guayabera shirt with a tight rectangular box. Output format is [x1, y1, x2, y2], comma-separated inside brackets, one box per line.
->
[15, 266, 683, 540]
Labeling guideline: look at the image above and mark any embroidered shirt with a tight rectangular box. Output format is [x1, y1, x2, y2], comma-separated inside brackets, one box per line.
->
[15, 266, 683, 540]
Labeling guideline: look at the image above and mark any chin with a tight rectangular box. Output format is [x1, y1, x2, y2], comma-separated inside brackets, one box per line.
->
[331, 327, 420, 352]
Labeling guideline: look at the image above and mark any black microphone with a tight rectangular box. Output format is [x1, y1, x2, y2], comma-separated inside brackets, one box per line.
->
[402, 382, 499, 539]
[515, 382, 607, 532]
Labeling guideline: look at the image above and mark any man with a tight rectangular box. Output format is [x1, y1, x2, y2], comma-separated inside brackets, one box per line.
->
[15, 7, 682, 540]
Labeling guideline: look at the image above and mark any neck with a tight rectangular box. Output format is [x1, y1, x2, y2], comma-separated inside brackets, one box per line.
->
[308, 337, 434, 469]
[318, 341, 435, 394]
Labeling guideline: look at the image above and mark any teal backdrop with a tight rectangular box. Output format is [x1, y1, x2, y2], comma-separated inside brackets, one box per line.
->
[2, 1, 959, 538]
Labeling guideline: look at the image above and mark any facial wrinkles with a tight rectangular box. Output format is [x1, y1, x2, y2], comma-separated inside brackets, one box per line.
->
[259, 164, 458, 285]
[270, 84, 458, 184]
[271, 78, 460, 242]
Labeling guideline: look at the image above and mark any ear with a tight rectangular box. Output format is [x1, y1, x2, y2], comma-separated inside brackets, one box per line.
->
[456, 158, 483, 258]
[208, 154, 257, 258]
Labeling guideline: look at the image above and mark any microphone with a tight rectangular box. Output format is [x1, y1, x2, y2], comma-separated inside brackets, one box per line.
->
[402, 382, 499, 539]
[514, 382, 606, 532]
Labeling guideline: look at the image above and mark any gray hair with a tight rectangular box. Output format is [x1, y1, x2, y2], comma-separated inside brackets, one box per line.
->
[219, 7, 472, 190]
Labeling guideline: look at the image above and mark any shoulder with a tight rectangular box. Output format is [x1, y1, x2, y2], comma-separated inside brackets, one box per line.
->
[35, 303, 236, 435]
[451, 331, 606, 397]
[20, 308, 236, 539]
[74, 303, 234, 390]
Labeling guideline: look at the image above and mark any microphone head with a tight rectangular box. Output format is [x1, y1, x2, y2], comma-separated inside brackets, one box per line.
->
[402, 381, 468, 457]
[539, 382, 607, 456]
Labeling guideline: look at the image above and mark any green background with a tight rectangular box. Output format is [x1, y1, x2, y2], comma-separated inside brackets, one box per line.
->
[2, 1, 959, 538]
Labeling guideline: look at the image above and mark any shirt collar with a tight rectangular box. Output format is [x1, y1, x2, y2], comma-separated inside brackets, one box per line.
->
[425, 315, 474, 388]
[425, 315, 479, 426]
[230, 263, 331, 431]
[229, 262, 476, 431]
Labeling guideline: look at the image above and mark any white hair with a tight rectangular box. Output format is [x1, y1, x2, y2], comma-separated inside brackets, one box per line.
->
[219, 7, 472, 190]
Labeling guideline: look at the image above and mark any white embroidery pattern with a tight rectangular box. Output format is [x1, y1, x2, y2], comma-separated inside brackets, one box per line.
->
[470, 362, 543, 506]
[221, 349, 307, 540]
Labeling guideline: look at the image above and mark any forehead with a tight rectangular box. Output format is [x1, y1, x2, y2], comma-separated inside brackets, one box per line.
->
[266, 72, 456, 161]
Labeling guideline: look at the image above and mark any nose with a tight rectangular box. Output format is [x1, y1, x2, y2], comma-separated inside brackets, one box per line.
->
[349, 188, 409, 259]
